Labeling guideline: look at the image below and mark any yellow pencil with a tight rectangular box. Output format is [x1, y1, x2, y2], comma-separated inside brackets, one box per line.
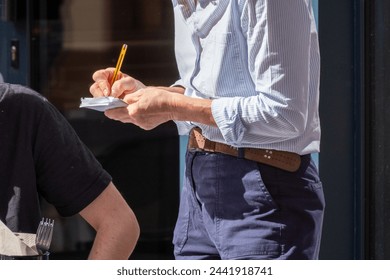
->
[110, 44, 128, 86]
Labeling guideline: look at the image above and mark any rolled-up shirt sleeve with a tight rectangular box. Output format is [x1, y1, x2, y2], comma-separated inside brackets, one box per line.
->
[211, 0, 313, 144]
[173, 0, 321, 154]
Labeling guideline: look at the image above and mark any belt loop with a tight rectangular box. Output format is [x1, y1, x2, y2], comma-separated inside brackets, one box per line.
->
[237, 148, 245, 159]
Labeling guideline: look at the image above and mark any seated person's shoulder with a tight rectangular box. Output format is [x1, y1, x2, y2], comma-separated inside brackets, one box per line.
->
[0, 83, 53, 117]
[0, 83, 47, 105]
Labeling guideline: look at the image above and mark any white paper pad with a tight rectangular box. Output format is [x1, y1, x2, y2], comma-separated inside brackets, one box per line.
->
[80, 97, 128, 112]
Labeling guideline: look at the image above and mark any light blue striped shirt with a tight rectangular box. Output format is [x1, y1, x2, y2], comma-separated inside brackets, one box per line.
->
[172, 0, 321, 155]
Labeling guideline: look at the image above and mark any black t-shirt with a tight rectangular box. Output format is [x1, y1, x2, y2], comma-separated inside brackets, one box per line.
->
[0, 83, 111, 233]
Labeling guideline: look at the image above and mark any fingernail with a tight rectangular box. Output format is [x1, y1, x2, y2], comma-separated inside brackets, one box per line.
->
[103, 88, 109, 96]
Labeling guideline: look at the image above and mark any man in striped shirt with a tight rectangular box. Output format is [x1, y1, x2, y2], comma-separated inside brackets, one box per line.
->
[90, 0, 324, 260]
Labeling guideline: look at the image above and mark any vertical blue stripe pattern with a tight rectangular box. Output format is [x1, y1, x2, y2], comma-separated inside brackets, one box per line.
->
[173, 0, 320, 155]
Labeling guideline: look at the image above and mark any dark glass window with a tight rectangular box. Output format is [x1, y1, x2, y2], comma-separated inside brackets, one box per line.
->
[30, 0, 180, 259]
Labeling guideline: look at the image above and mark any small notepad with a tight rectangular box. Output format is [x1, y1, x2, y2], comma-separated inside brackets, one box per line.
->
[80, 97, 128, 112]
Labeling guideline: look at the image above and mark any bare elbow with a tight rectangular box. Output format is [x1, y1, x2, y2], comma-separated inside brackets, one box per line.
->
[117, 206, 141, 258]
[127, 207, 141, 244]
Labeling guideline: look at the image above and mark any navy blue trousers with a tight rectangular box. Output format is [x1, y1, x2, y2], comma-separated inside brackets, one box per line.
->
[173, 151, 325, 260]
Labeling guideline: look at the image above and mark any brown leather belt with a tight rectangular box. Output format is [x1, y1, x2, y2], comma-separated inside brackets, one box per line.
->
[188, 127, 301, 172]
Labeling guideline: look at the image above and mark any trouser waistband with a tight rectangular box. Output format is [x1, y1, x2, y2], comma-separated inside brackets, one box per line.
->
[188, 127, 302, 172]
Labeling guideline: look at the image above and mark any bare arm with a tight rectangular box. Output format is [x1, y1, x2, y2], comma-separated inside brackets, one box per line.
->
[89, 69, 214, 129]
[79, 182, 140, 260]
[105, 86, 216, 130]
